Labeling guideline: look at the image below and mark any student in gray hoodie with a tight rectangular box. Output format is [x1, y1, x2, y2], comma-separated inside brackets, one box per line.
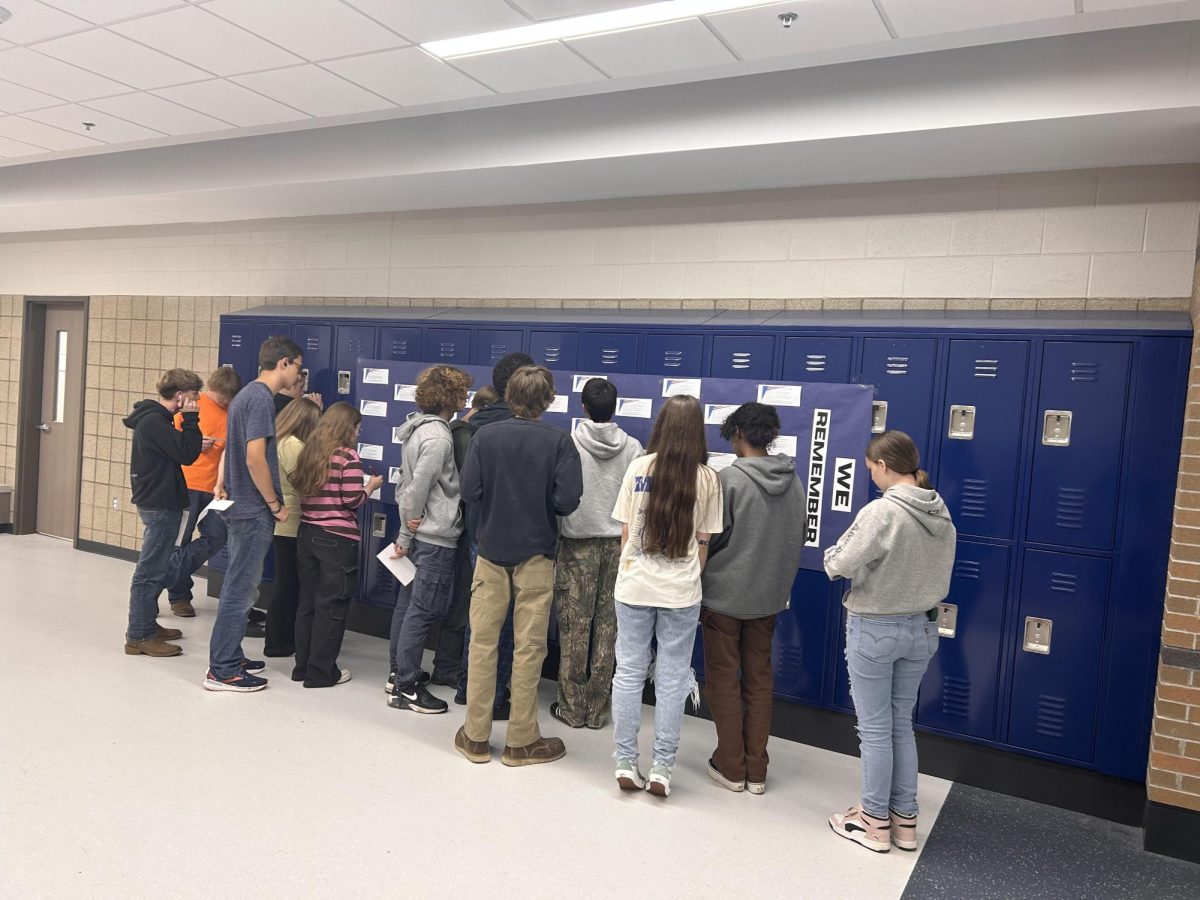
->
[386, 365, 474, 715]
[551, 379, 643, 730]
[701, 402, 805, 795]
[824, 430, 955, 855]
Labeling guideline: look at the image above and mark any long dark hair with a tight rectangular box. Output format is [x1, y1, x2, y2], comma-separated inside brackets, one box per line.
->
[642, 395, 714, 559]
[866, 430, 932, 489]
[292, 402, 361, 498]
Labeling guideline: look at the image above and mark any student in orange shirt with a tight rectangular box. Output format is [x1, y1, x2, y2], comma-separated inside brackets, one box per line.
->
[166, 367, 243, 617]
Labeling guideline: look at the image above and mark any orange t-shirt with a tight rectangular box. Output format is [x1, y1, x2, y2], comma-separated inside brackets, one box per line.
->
[176, 393, 228, 494]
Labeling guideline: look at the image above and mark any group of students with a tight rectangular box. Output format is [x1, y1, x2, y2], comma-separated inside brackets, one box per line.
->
[121, 337, 956, 854]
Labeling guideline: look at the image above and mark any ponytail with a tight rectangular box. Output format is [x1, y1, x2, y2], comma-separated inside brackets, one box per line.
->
[866, 430, 933, 490]
[914, 468, 932, 490]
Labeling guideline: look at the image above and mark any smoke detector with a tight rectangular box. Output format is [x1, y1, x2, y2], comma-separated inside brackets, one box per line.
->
[778, 12, 798, 28]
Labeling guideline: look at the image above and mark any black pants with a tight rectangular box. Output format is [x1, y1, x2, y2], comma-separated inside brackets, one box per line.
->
[293, 523, 358, 688]
[265, 534, 299, 657]
[431, 531, 473, 683]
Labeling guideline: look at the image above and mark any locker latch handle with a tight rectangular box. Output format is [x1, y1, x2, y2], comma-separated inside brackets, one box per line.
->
[937, 602, 957, 639]
[371, 513, 388, 538]
[220, 363, 233, 369]
[871, 400, 888, 434]
[1041, 410, 1072, 447]
[1022, 617, 1052, 655]
[338, 370, 351, 394]
[302, 367, 310, 385]
[948, 405, 976, 440]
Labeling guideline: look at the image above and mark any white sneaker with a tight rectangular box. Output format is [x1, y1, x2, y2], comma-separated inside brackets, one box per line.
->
[647, 763, 672, 798]
[747, 780, 766, 795]
[829, 805, 891, 853]
[706, 758, 745, 793]
[336, 666, 352, 685]
[615, 758, 646, 791]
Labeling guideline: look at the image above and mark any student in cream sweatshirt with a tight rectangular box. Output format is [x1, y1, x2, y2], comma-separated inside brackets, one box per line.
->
[824, 430, 955, 855]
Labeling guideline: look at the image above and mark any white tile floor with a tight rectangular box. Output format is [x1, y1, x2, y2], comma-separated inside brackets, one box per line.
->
[0, 535, 950, 899]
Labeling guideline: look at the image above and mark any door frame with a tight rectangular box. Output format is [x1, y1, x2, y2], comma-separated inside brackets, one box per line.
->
[14, 296, 90, 539]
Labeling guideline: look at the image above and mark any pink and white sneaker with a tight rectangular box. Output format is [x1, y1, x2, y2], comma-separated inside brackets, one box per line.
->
[829, 805, 891, 852]
[890, 810, 918, 850]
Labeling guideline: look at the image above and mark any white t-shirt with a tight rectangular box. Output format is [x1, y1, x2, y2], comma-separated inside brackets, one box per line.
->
[611, 453, 723, 609]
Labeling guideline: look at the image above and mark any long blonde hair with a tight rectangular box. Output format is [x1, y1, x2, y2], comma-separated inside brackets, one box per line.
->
[291, 402, 361, 497]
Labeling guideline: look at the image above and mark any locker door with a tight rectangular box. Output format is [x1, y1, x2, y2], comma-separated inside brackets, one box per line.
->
[291, 323, 333, 400]
[1026, 342, 1131, 551]
[334, 325, 377, 401]
[917, 541, 1008, 740]
[781, 336, 853, 383]
[472, 329, 525, 366]
[425, 328, 472, 365]
[832, 604, 853, 711]
[581, 331, 639, 373]
[379, 326, 422, 362]
[1008, 549, 1110, 762]
[710, 335, 774, 381]
[772, 569, 835, 704]
[218, 321, 256, 385]
[644, 333, 704, 376]
[251, 321, 290, 378]
[359, 502, 400, 609]
[937, 340, 1029, 539]
[861, 337, 938, 499]
[530, 330, 579, 370]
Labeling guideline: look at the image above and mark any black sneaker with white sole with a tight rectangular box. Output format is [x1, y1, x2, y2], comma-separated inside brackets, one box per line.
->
[385, 668, 432, 694]
[388, 681, 448, 714]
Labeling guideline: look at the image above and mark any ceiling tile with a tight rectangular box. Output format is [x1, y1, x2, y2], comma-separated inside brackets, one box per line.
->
[878, 0, 1076, 38]
[233, 64, 393, 117]
[0, 1, 90, 43]
[153, 79, 309, 127]
[345, 0, 530, 43]
[33, 30, 210, 89]
[0, 134, 46, 156]
[708, 0, 890, 59]
[25, 103, 166, 142]
[0, 79, 64, 113]
[0, 114, 101, 149]
[452, 42, 605, 93]
[325, 47, 491, 106]
[204, 0, 406, 61]
[84, 91, 234, 135]
[514, 1, 661, 18]
[0, 48, 131, 101]
[39, 1, 187, 25]
[112, 6, 304, 76]
[568, 18, 736, 78]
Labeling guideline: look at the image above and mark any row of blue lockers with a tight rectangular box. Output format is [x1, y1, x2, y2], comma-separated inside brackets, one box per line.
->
[217, 306, 1191, 782]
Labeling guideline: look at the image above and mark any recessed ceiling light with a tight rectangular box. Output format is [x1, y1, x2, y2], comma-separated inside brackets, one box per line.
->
[422, 1, 783, 59]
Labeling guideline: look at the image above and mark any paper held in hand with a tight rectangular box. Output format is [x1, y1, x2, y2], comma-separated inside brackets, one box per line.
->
[376, 546, 416, 586]
[197, 498, 233, 525]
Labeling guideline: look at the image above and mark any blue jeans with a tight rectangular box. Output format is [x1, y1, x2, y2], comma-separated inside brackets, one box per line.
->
[167, 489, 228, 603]
[126, 507, 187, 641]
[209, 513, 275, 678]
[845, 612, 939, 819]
[611, 601, 701, 769]
[388, 539, 457, 685]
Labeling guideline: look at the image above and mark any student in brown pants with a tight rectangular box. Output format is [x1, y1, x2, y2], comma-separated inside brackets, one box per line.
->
[700, 403, 806, 794]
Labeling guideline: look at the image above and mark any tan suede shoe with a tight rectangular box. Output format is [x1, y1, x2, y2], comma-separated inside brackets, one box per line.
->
[124, 638, 182, 657]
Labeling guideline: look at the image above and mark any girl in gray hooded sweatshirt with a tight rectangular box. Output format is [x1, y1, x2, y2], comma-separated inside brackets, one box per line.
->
[824, 430, 955, 855]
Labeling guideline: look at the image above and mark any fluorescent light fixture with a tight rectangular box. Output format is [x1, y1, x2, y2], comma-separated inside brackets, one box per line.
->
[422, 1, 782, 59]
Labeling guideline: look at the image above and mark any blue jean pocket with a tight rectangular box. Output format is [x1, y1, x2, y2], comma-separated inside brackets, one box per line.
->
[852, 617, 899, 663]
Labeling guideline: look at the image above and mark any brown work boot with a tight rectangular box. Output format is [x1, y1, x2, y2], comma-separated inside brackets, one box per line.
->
[454, 726, 491, 764]
[170, 600, 196, 617]
[501, 736, 566, 767]
[125, 637, 182, 657]
[154, 622, 183, 641]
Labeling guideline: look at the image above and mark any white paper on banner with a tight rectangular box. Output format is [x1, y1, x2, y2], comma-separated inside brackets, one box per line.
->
[394, 384, 418, 402]
[571, 417, 587, 434]
[771, 435, 798, 457]
[573, 374, 607, 392]
[361, 474, 382, 501]
[547, 394, 568, 413]
[615, 397, 652, 419]
[360, 400, 388, 417]
[464, 391, 475, 409]
[707, 452, 737, 472]
[704, 403, 741, 426]
[392, 427, 404, 445]
[196, 498, 233, 526]
[388, 466, 402, 484]
[362, 367, 389, 385]
[377, 547, 416, 586]
[831, 457, 855, 512]
[357, 443, 384, 461]
[662, 378, 701, 398]
[757, 384, 803, 407]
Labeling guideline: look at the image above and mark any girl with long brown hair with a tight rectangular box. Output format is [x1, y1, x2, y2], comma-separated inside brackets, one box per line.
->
[290, 402, 383, 687]
[609, 395, 723, 798]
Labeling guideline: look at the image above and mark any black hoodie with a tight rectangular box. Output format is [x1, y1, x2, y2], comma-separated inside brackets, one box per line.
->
[123, 399, 202, 510]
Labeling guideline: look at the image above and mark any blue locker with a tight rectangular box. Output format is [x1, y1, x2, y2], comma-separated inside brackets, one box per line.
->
[472, 328, 525, 366]
[1008, 549, 1111, 762]
[332, 325, 377, 402]
[861, 337, 938, 500]
[644, 333, 704, 376]
[832, 605, 853, 711]
[772, 569, 836, 704]
[937, 340, 1028, 539]
[292, 323, 332, 399]
[1026, 342, 1131, 551]
[425, 327, 471, 365]
[710, 335, 774, 381]
[218, 321, 255, 384]
[379, 326, 422, 362]
[530, 330, 579, 370]
[781, 336, 853, 383]
[917, 541, 1009, 740]
[581, 331, 639, 373]
[359, 502, 400, 609]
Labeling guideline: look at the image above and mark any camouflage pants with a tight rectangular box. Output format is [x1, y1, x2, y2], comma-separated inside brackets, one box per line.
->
[553, 536, 621, 728]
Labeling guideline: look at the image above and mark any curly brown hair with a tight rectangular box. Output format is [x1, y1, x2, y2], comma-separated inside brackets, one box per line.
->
[415, 365, 473, 414]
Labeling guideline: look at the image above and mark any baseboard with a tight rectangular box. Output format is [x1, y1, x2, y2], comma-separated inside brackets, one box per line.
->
[1144, 800, 1200, 863]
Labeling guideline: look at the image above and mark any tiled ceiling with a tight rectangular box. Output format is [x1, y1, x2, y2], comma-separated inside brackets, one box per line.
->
[0, 0, 1185, 164]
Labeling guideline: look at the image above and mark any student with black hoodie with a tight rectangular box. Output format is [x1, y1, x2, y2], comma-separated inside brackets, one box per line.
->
[123, 368, 205, 658]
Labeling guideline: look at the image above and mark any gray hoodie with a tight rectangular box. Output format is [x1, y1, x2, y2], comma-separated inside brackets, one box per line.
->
[560, 420, 643, 540]
[393, 412, 463, 550]
[702, 455, 806, 619]
[823, 483, 956, 616]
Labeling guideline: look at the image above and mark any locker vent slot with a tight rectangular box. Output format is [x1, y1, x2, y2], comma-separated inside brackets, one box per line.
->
[374, 566, 396, 593]
[940, 676, 971, 719]
[953, 559, 981, 580]
[973, 359, 999, 378]
[1070, 361, 1100, 383]
[731, 351, 752, 370]
[304, 337, 321, 352]
[776, 645, 804, 682]
[490, 344, 506, 361]
[663, 350, 684, 369]
[805, 354, 827, 373]
[438, 342, 456, 359]
[960, 479, 988, 519]
[601, 348, 620, 366]
[1035, 694, 1067, 739]
[1049, 571, 1079, 594]
[391, 340, 409, 355]
[885, 356, 909, 376]
[229, 335, 244, 348]
[1054, 487, 1086, 531]
[544, 348, 561, 363]
[347, 338, 365, 353]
